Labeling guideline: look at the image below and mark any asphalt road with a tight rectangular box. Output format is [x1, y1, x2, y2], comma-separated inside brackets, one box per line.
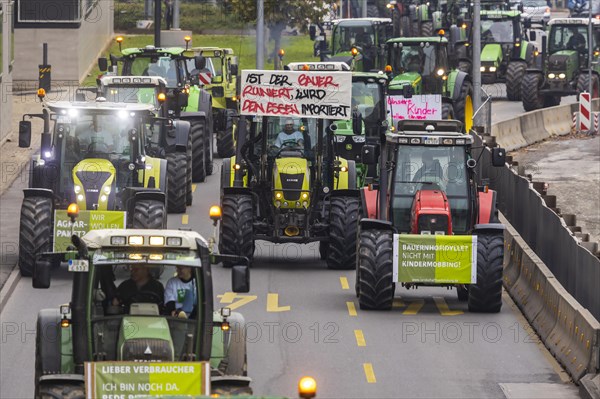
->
[0, 98, 582, 399]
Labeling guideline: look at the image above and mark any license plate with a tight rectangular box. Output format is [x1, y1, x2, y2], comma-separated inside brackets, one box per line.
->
[424, 137, 439, 145]
[68, 259, 89, 272]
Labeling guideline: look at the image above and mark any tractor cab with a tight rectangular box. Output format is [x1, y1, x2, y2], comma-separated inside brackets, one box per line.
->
[546, 19, 600, 72]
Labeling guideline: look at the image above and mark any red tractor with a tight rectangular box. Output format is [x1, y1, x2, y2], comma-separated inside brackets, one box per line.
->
[356, 120, 507, 312]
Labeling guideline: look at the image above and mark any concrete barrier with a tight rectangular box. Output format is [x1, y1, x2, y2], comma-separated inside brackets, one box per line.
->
[542, 105, 573, 137]
[491, 118, 527, 151]
[520, 110, 549, 145]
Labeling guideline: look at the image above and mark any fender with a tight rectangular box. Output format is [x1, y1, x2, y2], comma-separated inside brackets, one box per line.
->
[223, 187, 252, 197]
[451, 70, 470, 102]
[330, 188, 360, 198]
[477, 189, 499, 224]
[473, 223, 505, 233]
[211, 376, 252, 388]
[359, 218, 395, 232]
[221, 158, 232, 190]
[29, 157, 59, 190]
[134, 190, 166, 205]
[180, 111, 207, 120]
[36, 309, 62, 376]
[38, 374, 84, 386]
[121, 187, 165, 217]
[360, 187, 379, 219]
[173, 119, 191, 152]
[525, 68, 544, 74]
[23, 188, 54, 200]
[334, 159, 357, 190]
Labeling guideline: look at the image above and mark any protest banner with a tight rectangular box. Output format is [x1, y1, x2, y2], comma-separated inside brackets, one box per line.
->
[387, 94, 442, 125]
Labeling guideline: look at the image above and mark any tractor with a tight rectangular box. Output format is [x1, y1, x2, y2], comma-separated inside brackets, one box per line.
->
[355, 119, 507, 312]
[470, 9, 538, 101]
[288, 61, 389, 188]
[191, 46, 240, 158]
[31, 227, 254, 397]
[385, 35, 475, 132]
[311, 18, 394, 72]
[99, 40, 214, 183]
[17, 96, 170, 277]
[98, 75, 193, 213]
[521, 17, 600, 111]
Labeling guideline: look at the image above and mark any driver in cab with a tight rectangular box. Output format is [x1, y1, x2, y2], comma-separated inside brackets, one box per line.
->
[112, 265, 165, 311]
[274, 118, 304, 148]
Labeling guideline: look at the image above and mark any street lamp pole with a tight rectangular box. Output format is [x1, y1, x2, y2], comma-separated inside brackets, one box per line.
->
[257, 0, 265, 69]
[472, 0, 482, 127]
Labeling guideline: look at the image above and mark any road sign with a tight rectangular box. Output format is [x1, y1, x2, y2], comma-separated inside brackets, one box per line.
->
[579, 92, 591, 132]
[197, 71, 212, 85]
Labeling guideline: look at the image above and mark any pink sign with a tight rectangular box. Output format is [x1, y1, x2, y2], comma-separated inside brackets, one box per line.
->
[387, 95, 442, 124]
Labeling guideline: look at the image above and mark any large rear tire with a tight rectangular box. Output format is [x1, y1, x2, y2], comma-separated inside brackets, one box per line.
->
[367, 4, 379, 17]
[19, 196, 53, 277]
[217, 109, 236, 158]
[186, 132, 193, 206]
[442, 102, 455, 120]
[166, 152, 187, 213]
[453, 80, 474, 133]
[132, 199, 166, 229]
[39, 383, 85, 399]
[521, 73, 545, 111]
[421, 21, 433, 37]
[327, 196, 360, 270]
[458, 61, 471, 74]
[505, 61, 527, 101]
[400, 15, 411, 36]
[357, 229, 394, 310]
[219, 194, 254, 267]
[577, 72, 600, 99]
[468, 232, 504, 313]
[191, 119, 207, 183]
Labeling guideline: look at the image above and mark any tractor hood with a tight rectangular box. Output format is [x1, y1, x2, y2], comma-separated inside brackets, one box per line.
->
[547, 50, 579, 71]
[389, 72, 422, 92]
[72, 158, 116, 211]
[481, 43, 503, 66]
[117, 316, 175, 361]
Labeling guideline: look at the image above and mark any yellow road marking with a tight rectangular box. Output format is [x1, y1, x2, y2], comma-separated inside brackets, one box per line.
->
[363, 363, 376, 383]
[266, 293, 291, 312]
[217, 292, 257, 311]
[192, 184, 197, 193]
[347, 301, 357, 316]
[340, 277, 349, 290]
[392, 298, 406, 308]
[403, 299, 425, 315]
[354, 330, 366, 347]
[181, 214, 189, 225]
[433, 296, 463, 316]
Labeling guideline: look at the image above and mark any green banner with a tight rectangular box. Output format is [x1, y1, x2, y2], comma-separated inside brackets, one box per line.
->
[85, 361, 210, 398]
[54, 210, 126, 252]
[393, 234, 477, 284]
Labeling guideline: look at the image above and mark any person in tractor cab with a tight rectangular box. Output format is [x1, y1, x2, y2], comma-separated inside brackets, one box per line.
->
[413, 151, 444, 187]
[274, 118, 304, 148]
[112, 265, 165, 312]
[164, 265, 197, 318]
[567, 27, 587, 52]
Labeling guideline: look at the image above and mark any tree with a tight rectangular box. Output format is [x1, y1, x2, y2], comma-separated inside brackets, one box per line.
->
[228, 0, 327, 69]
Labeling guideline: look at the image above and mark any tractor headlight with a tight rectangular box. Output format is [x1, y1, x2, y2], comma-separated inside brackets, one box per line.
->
[110, 236, 127, 245]
[334, 135, 346, 143]
[558, 73, 566, 79]
[149, 236, 165, 246]
[436, 68, 445, 76]
[352, 135, 366, 143]
[128, 236, 144, 246]
[275, 192, 283, 199]
[74, 185, 82, 194]
[275, 200, 281, 208]
[100, 194, 107, 202]
[548, 73, 556, 79]
[166, 237, 182, 246]
[480, 66, 486, 72]
[77, 194, 84, 201]
[302, 201, 308, 208]
[103, 186, 111, 194]
[489, 66, 497, 72]
[301, 192, 309, 200]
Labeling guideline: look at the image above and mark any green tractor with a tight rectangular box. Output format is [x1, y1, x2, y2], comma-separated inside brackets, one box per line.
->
[191, 46, 240, 158]
[98, 75, 193, 213]
[311, 17, 394, 72]
[31, 228, 254, 397]
[355, 120, 507, 312]
[100, 41, 214, 183]
[220, 74, 361, 269]
[17, 98, 170, 277]
[522, 17, 600, 111]
[385, 35, 475, 132]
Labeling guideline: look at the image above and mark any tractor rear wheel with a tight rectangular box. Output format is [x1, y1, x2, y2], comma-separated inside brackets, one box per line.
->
[132, 199, 166, 229]
[367, 4, 379, 17]
[506, 61, 527, 101]
[521, 73, 545, 111]
[442, 102, 455, 120]
[577, 72, 600, 99]
[217, 109, 236, 158]
[421, 21, 433, 37]
[468, 232, 504, 313]
[19, 196, 53, 277]
[454, 80, 474, 132]
[204, 120, 214, 177]
[39, 383, 85, 399]
[186, 132, 193, 206]
[400, 16, 411, 36]
[357, 229, 395, 310]
[327, 196, 360, 270]
[191, 119, 207, 182]
[458, 61, 471, 74]
[166, 152, 187, 213]
[220, 194, 254, 267]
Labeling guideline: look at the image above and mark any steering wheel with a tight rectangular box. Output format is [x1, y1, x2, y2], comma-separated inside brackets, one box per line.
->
[272, 141, 304, 158]
[87, 142, 111, 155]
[129, 290, 163, 305]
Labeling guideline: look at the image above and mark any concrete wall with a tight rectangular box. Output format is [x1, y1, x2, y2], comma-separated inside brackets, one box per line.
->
[13, 0, 113, 83]
[1, 0, 14, 143]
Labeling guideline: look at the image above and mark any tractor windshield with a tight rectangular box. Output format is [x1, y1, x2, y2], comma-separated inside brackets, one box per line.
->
[258, 116, 319, 153]
[185, 57, 218, 78]
[389, 43, 437, 75]
[352, 80, 383, 131]
[548, 25, 591, 53]
[481, 19, 514, 43]
[333, 23, 375, 54]
[127, 56, 183, 87]
[390, 145, 471, 234]
[88, 254, 204, 362]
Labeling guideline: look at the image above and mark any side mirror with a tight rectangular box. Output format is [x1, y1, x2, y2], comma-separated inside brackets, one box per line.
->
[194, 55, 206, 70]
[98, 57, 108, 72]
[309, 25, 317, 41]
[492, 147, 506, 167]
[361, 145, 377, 165]
[529, 30, 536, 41]
[402, 84, 413, 99]
[19, 121, 32, 148]
[232, 265, 250, 293]
[230, 64, 238, 76]
[352, 111, 362, 135]
[32, 260, 51, 289]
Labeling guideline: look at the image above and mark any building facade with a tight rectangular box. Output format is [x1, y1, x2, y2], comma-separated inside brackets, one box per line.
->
[0, 0, 14, 142]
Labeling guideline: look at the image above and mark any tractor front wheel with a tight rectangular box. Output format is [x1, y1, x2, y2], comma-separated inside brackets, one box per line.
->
[220, 194, 254, 267]
[190, 119, 207, 182]
[217, 109, 236, 158]
[166, 152, 188, 213]
[506, 61, 527, 101]
[132, 199, 166, 229]
[357, 228, 395, 310]
[19, 196, 53, 277]
[421, 21, 433, 37]
[468, 232, 504, 313]
[521, 73, 545, 111]
[577, 72, 600, 99]
[38, 383, 85, 399]
[327, 196, 360, 270]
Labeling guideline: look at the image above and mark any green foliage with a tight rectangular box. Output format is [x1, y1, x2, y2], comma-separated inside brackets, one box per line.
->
[228, 0, 326, 30]
[82, 34, 315, 86]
